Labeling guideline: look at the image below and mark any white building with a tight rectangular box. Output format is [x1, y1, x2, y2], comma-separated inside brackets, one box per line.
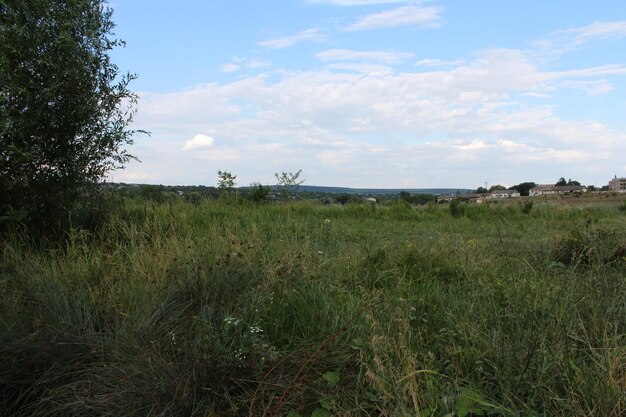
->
[608, 176, 626, 192]
[529, 185, 587, 196]
[488, 189, 521, 199]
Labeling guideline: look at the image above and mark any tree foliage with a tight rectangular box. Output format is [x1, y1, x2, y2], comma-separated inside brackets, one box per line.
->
[0, 0, 141, 232]
[275, 169, 304, 188]
[248, 182, 270, 203]
[217, 170, 237, 192]
[275, 169, 304, 198]
[489, 185, 507, 192]
[400, 191, 436, 205]
[509, 182, 536, 197]
[555, 178, 581, 186]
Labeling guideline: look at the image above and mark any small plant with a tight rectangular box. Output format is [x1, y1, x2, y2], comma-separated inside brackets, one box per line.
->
[520, 200, 533, 214]
[449, 199, 466, 218]
[248, 182, 270, 203]
[554, 220, 626, 266]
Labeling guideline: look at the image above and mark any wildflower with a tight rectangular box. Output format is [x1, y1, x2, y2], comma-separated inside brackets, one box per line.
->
[234, 348, 244, 360]
[224, 316, 241, 326]
[249, 325, 263, 334]
[324, 218, 332, 224]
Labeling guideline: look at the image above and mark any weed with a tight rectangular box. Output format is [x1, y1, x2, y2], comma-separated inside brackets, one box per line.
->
[521, 200, 534, 214]
[449, 199, 466, 218]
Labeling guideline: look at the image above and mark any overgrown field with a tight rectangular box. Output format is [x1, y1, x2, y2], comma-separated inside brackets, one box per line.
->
[2, 196, 626, 416]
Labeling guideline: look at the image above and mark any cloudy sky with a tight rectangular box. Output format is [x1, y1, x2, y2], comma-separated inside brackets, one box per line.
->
[108, 0, 626, 188]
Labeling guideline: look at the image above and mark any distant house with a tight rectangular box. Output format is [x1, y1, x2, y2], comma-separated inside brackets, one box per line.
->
[529, 185, 587, 196]
[462, 193, 486, 203]
[608, 176, 626, 192]
[437, 194, 456, 203]
[488, 190, 521, 199]
[437, 193, 485, 204]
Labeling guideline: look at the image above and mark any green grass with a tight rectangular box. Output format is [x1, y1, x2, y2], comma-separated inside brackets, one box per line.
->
[2, 196, 626, 416]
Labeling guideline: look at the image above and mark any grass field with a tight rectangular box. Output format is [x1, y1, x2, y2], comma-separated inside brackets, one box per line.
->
[2, 194, 626, 416]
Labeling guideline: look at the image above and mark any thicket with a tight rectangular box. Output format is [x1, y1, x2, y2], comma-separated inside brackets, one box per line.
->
[0, 0, 140, 236]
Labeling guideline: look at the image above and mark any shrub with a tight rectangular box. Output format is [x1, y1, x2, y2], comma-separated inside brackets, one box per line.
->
[554, 220, 626, 266]
[449, 199, 466, 218]
[248, 183, 270, 204]
[0, 0, 141, 235]
[520, 200, 533, 214]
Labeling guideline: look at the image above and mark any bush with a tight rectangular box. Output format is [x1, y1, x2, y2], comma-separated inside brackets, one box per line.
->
[0, 0, 141, 235]
[248, 183, 270, 204]
[554, 220, 626, 266]
[449, 199, 466, 218]
[520, 200, 533, 214]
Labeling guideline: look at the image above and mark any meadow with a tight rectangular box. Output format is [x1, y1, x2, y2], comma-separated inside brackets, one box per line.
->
[2, 194, 626, 416]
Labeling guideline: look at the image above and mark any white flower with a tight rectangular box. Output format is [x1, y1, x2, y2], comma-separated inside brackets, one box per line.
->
[249, 325, 263, 334]
[224, 316, 241, 326]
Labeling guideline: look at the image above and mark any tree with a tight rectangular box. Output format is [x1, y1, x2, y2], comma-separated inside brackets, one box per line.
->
[248, 182, 270, 203]
[335, 193, 351, 205]
[489, 185, 507, 192]
[275, 169, 304, 198]
[509, 182, 536, 197]
[217, 170, 236, 193]
[475, 186, 489, 194]
[1, 0, 140, 232]
[555, 177, 581, 186]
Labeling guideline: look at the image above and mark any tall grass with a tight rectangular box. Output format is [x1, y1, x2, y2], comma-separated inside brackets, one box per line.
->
[1, 197, 626, 416]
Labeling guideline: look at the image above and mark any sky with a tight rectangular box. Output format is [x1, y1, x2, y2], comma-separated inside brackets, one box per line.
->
[107, 0, 626, 189]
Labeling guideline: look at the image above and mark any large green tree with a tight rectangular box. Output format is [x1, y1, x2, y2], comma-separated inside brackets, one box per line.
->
[0, 0, 139, 231]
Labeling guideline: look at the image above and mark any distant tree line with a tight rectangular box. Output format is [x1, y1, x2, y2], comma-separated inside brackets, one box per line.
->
[473, 177, 608, 197]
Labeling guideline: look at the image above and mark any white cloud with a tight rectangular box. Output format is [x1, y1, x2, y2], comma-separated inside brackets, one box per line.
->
[548, 64, 626, 79]
[415, 58, 465, 67]
[221, 63, 240, 73]
[126, 45, 626, 187]
[247, 59, 271, 69]
[559, 79, 613, 96]
[533, 20, 626, 53]
[344, 6, 442, 31]
[182, 134, 215, 150]
[325, 62, 395, 75]
[221, 58, 271, 73]
[316, 48, 413, 63]
[259, 28, 326, 48]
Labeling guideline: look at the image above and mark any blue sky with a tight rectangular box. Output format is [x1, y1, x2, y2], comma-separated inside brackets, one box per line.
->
[108, 0, 626, 188]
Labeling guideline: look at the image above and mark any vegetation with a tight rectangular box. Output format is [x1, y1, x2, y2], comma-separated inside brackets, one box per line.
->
[2, 193, 626, 416]
[0, 0, 141, 234]
[556, 177, 581, 186]
[248, 182, 271, 204]
[509, 182, 537, 197]
[217, 170, 237, 194]
[275, 170, 305, 198]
